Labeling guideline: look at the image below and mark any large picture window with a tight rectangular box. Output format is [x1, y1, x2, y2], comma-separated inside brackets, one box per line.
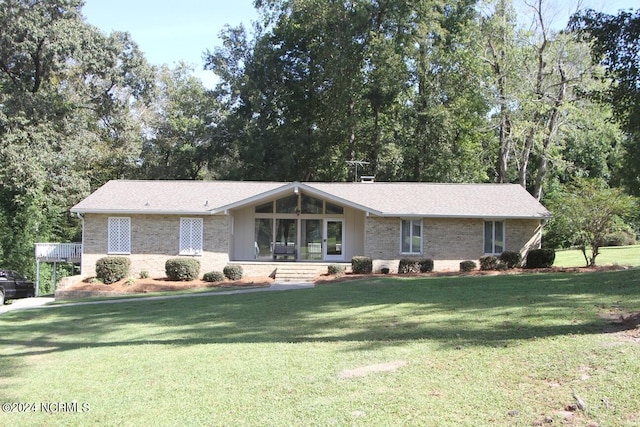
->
[108, 217, 131, 254]
[484, 221, 504, 254]
[180, 218, 203, 255]
[401, 219, 422, 254]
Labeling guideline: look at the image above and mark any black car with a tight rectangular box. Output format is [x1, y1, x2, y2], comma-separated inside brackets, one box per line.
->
[0, 270, 36, 305]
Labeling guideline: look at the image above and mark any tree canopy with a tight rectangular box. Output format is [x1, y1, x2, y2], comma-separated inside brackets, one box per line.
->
[0, 0, 638, 277]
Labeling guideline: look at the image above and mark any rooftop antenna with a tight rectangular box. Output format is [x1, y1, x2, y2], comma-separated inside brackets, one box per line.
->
[346, 160, 370, 182]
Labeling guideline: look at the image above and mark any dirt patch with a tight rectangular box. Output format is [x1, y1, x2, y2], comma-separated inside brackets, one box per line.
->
[63, 276, 273, 294]
[598, 308, 640, 343]
[338, 360, 407, 379]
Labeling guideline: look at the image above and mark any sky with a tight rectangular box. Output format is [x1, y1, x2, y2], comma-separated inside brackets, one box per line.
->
[82, 0, 638, 88]
[82, 0, 259, 87]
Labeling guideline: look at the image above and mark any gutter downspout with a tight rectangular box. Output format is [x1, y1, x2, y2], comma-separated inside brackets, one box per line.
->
[77, 212, 84, 277]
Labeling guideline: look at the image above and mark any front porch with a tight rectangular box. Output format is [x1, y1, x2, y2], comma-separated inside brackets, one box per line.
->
[232, 261, 351, 282]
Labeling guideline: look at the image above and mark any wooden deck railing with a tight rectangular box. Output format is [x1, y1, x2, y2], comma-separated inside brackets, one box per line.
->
[35, 243, 82, 262]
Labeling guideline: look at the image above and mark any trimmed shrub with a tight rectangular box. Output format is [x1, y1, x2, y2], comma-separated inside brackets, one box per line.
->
[460, 260, 477, 272]
[96, 257, 130, 284]
[398, 258, 434, 274]
[139, 270, 149, 279]
[479, 255, 499, 271]
[351, 256, 373, 274]
[525, 249, 556, 268]
[499, 251, 522, 269]
[203, 271, 225, 282]
[380, 267, 390, 274]
[398, 258, 420, 274]
[419, 258, 434, 273]
[165, 258, 200, 281]
[223, 264, 243, 280]
[604, 230, 636, 247]
[328, 264, 345, 276]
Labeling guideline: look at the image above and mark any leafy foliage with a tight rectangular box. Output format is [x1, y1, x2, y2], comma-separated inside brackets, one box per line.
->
[479, 256, 499, 271]
[570, 8, 640, 195]
[203, 271, 225, 283]
[498, 251, 522, 269]
[327, 264, 346, 276]
[96, 257, 131, 284]
[525, 249, 556, 269]
[459, 260, 477, 272]
[545, 178, 636, 266]
[0, 0, 154, 277]
[223, 264, 243, 281]
[351, 256, 373, 274]
[165, 258, 200, 281]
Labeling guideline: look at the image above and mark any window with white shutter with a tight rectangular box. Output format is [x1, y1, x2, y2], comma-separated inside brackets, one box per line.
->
[180, 218, 203, 255]
[108, 217, 131, 254]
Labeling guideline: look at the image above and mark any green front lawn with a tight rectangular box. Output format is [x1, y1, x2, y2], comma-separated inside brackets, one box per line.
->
[553, 245, 640, 268]
[2, 270, 640, 426]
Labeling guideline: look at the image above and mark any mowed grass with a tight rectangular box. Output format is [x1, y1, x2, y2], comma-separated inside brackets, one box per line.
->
[554, 244, 640, 268]
[2, 270, 640, 426]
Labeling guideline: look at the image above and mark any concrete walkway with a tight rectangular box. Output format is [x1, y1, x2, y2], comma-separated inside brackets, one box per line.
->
[0, 282, 315, 315]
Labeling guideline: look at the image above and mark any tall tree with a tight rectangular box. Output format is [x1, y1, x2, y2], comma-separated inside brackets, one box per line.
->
[0, 0, 154, 275]
[545, 178, 636, 266]
[139, 64, 228, 180]
[570, 8, 640, 195]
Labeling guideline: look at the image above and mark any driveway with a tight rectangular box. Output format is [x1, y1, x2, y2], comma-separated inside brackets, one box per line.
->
[0, 282, 315, 315]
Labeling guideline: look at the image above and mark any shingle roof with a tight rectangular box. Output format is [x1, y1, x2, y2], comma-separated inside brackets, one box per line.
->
[71, 180, 550, 219]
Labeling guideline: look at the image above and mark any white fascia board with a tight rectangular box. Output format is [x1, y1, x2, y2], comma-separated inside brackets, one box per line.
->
[374, 213, 551, 219]
[69, 209, 219, 216]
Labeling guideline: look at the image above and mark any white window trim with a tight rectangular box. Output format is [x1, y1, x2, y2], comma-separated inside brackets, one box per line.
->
[483, 220, 505, 255]
[400, 218, 423, 255]
[108, 217, 131, 255]
[180, 218, 204, 256]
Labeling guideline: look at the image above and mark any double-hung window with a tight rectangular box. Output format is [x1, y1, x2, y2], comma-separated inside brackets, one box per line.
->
[401, 219, 422, 254]
[484, 220, 504, 254]
[108, 217, 131, 254]
[180, 218, 203, 255]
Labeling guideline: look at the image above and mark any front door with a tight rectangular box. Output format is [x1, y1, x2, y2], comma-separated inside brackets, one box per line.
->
[324, 219, 344, 261]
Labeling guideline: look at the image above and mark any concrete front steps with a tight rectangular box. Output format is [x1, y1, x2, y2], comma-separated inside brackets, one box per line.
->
[236, 262, 351, 283]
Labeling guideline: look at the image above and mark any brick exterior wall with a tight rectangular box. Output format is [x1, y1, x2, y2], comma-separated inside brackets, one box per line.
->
[80, 213, 542, 277]
[365, 216, 543, 272]
[81, 214, 230, 278]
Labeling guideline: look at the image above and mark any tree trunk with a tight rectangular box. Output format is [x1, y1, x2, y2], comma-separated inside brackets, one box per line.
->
[533, 66, 567, 200]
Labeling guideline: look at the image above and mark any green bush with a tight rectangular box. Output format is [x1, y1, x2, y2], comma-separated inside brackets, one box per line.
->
[398, 258, 434, 274]
[398, 258, 420, 274]
[419, 258, 434, 273]
[203, 271, 225, 282]
[96, 257, 131, 284]
[380, 267, 390, 274]
[165, 258, 200, 281]
[223, 264, 243, 280]
[604, 230, 636, 247]
[139, 270, 149, 279]
[328, 264, 345, 276]
[499, 251, 522, 269]
[479, 255, 499, 271]
[351, 256, 373, 274]
[525, 249, 556, 268]
[460, 260, 477, 272]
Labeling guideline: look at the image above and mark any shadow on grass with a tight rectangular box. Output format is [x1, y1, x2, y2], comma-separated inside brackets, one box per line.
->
[2, 269, 639, 358]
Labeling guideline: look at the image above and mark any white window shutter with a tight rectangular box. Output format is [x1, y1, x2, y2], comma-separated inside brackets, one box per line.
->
[180, 218, 203, 255]
[108, 217, 131, 254]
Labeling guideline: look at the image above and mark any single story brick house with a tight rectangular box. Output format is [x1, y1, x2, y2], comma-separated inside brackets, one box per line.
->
[70, 180, 551, 277]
